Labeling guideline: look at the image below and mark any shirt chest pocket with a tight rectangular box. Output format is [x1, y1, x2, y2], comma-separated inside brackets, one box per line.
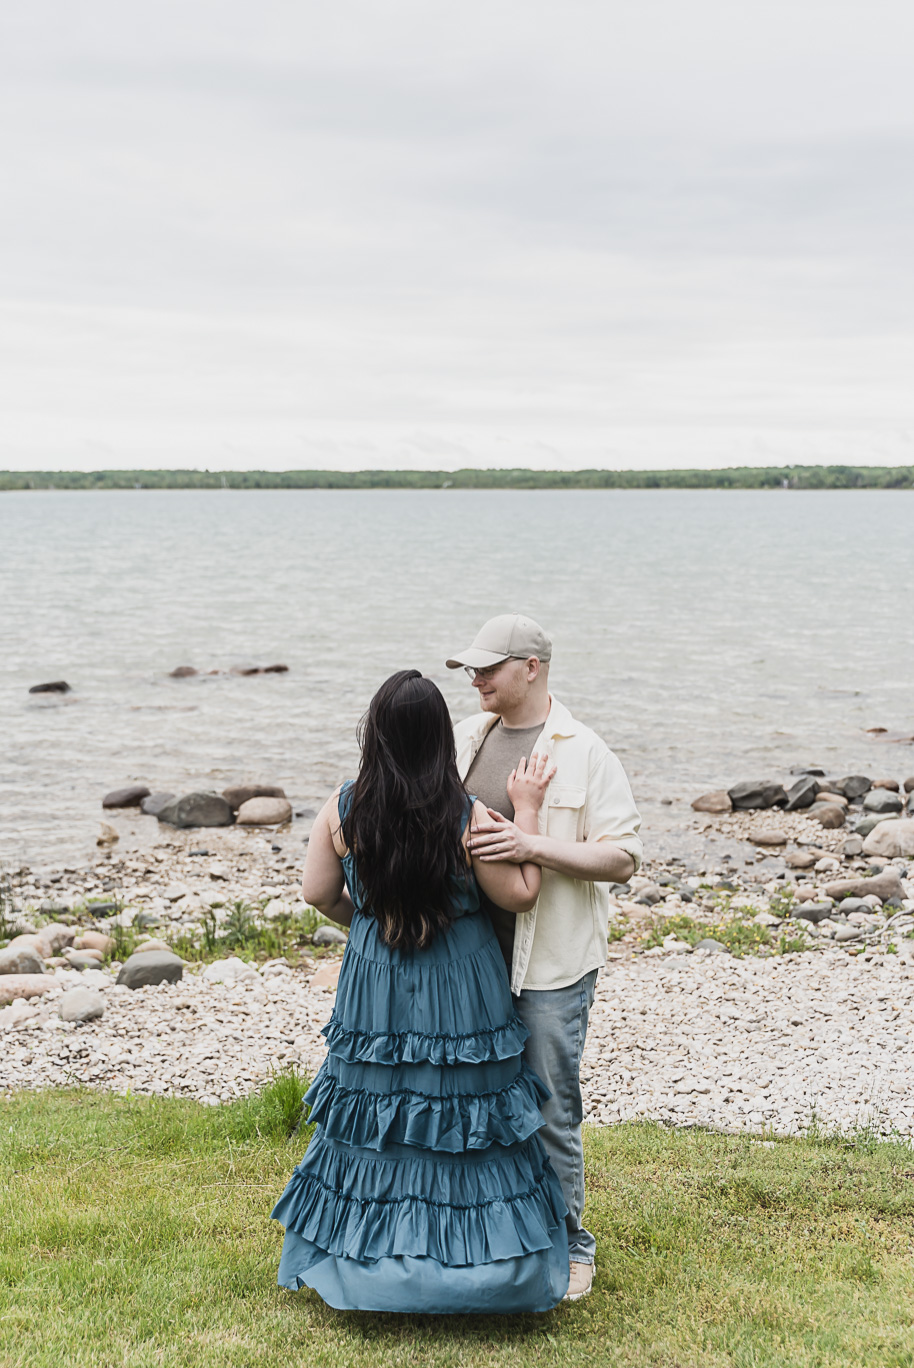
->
[545, 784, 586, 842]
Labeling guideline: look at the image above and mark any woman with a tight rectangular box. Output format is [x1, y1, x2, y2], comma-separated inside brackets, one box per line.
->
[271, 670, 570, 1312]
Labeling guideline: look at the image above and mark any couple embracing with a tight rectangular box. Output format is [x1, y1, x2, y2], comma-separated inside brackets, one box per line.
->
[271, 614, 642, 1313]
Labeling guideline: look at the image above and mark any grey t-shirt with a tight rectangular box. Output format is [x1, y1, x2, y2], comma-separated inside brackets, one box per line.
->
[465, 720, 545, 970]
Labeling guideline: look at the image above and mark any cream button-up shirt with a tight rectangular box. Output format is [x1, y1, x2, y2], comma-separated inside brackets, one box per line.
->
[455, 695, 643, 995]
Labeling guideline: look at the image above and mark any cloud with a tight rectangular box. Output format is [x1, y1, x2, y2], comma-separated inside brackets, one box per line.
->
[1, 0, 913, 469]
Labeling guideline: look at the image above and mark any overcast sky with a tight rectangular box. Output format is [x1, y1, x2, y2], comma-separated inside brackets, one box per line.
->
[3, 0, 914, 471]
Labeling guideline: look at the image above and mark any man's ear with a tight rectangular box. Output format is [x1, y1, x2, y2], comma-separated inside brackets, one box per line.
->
[525, 657, 540, 682]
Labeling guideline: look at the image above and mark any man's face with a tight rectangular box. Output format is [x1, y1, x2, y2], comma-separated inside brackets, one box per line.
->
[468, 658, 533, 715]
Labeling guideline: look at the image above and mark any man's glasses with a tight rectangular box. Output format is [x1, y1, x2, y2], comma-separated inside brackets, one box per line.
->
[464, 659, 517, 682]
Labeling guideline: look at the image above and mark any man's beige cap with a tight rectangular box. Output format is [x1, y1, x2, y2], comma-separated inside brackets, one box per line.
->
[446, 614, 552, 671]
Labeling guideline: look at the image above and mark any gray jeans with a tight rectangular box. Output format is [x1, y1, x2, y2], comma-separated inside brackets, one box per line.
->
[513, 968, 599, 1265]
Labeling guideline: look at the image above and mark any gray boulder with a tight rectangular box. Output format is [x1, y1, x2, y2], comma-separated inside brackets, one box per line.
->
[117, 950, 184, 989]
[28, 680, 71, 694]
[156, 792, 234, 828]
[694, 938, 730, 953]
[855, 813, 897, 838]
[837, 898, 874, 916]
[140, 792, 177, 817]
[312, 925, 348, 947]
[862, 819, 914, 860]
[59, 988, 104, 1023]
[727, 781, 788, 810]
[863, 788, 903, 814]
[791, 902, 834, 924]
[832, 776, 872, 800]
[825, 868, 903, 902]
[102, 785, 151, 809]
[65, 951, 103, 971]
[784, 776, 819, 810]
[0, 944, 46, 976]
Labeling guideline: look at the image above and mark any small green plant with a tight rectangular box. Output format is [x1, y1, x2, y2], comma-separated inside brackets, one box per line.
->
[108, 917, 140, 963]
[775, 930, 810, 955]
[607, 914, 629, 944]
[641, 909, 772, 957]
[767, 886, 796, 919]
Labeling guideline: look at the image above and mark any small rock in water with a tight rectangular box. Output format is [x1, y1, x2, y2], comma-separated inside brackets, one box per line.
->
[117, 951, 184, 990]
[169, 665, 198, 677]
[691, 790, 732, 813]
[59, 988, 104, 1023]
[748, 828, 788, 846]
[727, 781, 788, 810]
[102, 785, 151, 809]
[156, 792, 234, 828]
[312, 925, 348, 947]
[140, 792, 177, 817]
[222, 784, 287, 811]
[97, 822, 120, 847]
[235, 796, 293, 826]
[862, 819, 914, 859]
[28, 680, 71, 694]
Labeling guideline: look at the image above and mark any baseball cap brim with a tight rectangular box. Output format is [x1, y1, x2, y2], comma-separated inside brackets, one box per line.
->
[445, 648, 512, 670]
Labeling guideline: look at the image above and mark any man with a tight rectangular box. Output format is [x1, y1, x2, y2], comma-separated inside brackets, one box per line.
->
[446, 613, 642, 1302]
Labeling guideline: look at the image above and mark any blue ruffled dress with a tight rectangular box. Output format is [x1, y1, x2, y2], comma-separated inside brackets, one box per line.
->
[271, 786, 570, 1313]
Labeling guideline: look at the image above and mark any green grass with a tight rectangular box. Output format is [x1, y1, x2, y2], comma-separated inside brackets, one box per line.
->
[3, 1090, 914, 1367]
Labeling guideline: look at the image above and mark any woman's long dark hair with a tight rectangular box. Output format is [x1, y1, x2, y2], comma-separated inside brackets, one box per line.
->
[341, 670, 470, 951]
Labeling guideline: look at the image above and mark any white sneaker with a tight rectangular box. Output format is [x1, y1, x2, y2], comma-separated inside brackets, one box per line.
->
[564, 1260, 594, 1301]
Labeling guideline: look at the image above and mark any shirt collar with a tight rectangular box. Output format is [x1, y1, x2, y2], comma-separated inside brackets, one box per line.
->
[463, 694, 578, 741]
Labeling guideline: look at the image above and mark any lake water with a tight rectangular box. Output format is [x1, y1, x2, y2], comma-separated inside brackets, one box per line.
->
[2, 488, 912, 867]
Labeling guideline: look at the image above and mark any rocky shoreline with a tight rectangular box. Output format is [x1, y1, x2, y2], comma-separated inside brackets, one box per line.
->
[2, 767, 913, 1138]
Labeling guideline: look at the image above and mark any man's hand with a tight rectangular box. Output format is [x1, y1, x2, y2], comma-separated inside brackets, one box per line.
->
[467, 809, 538, 864]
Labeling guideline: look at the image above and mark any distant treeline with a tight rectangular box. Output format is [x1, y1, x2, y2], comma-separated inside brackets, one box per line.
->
[2, 465, 913, 491]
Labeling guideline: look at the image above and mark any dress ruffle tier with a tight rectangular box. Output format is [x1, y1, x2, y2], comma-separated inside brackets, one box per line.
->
[271, 786, 570, 1312]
